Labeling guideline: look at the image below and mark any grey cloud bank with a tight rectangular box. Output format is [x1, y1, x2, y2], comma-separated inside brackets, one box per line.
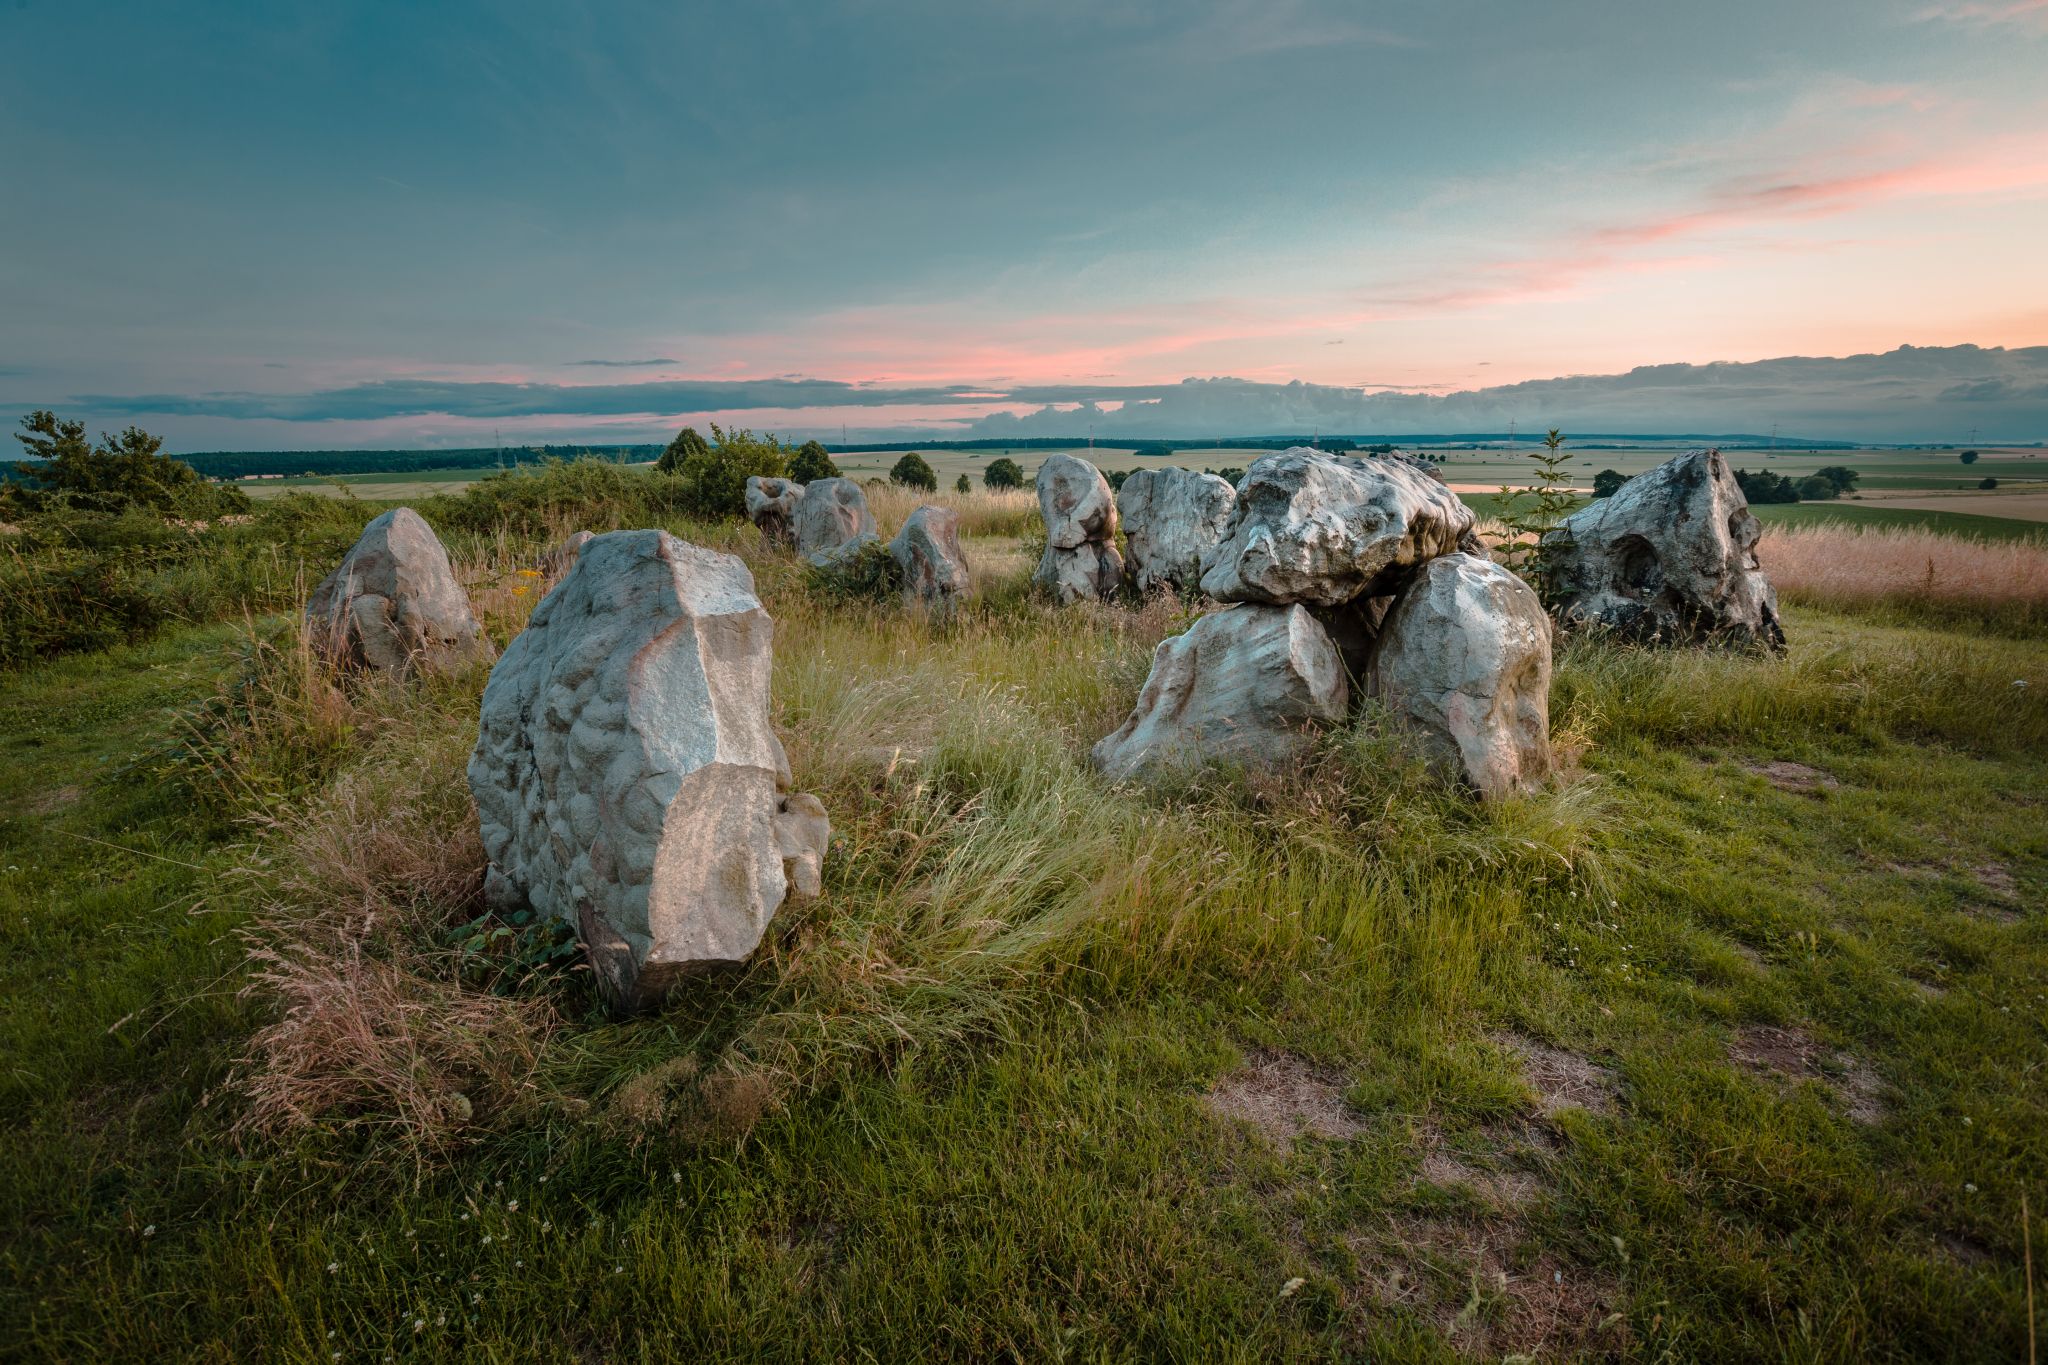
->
[34, 345, 2048, 444]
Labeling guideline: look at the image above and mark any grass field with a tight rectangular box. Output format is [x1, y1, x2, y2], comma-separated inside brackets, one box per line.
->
[2, 483, 2044, 1361]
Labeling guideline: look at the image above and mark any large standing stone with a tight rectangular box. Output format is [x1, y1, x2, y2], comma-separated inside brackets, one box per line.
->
[1543, 448, 1784, 648]
[467, 530, 829, 1014]
[888, 505, 971, 606]
[1118, 467, 1236, 595]
[306, 507, 492, 672]
[745, 476, 806, 546]
[1369, 554, 1553, 801]
[1033, 453, 1124, 603]
[1091, 604, 1347, 782]
[1197, 448, 1475, 607]
[790, 477, 878, 565]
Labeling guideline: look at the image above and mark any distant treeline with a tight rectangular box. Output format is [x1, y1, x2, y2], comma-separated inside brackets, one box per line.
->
[171, 444, 663, 480]
[832, 432, 1862, 454]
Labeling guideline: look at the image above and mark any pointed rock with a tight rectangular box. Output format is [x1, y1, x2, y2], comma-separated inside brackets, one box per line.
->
[306, 507, 492, 672]
[889, 505, 972, 606]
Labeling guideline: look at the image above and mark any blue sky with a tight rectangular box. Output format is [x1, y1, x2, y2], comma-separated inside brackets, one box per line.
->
[3, 0, 2046, 446]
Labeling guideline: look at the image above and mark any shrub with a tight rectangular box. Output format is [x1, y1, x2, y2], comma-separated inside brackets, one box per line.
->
[789, 441, 840, 483]
[1814, 465, 1860, 493]
[666, 424, 791, 520]
[654, 426, 709, 476]
[1979, 476, 1999, 490]
[803, 536, 902, 603]
[7, 410, 249, 520]
[954, 473, 971, 494]
[1734, 467, 1800, 504]
[1106, 469, 1131, 492]
[983, 457, 1025, 490]
[1959, 449, 1979, 465]
[426, 457, 688, 537]
[1796, 474, 1838, 500]
[1591, 468, 1628, 498]
[890, 452, 937, 491]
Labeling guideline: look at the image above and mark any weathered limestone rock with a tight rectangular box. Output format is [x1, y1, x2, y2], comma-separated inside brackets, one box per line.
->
[1033, 453, 1124, 603]
[1118, 467, 1236, 594]
[306, 507, 492, 672]
[467, 530, 829, 1014]
[1369, 554, 1553, 801]
[745, 476, 806, 546]
[1197, 448, 1475, 607]
[1091, 604, 1347, 782]
[1543, 448, 1784, 648]
[790, 476, 877, 565]
[888, 505, 971, 606]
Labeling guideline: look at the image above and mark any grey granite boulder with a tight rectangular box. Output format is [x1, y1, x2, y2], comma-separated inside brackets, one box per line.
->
[1091, 603, 1347, 781]
[1543, 448, 1784, 648]
[889, 505, 971, 606]
[1369, 553, 1553, 801]
[1118, 467, 1236, 595]
[790, 477, 877, 565]
[1033, 454, 1123, 603]
[745, 475, 806, 546]
[467, 530, 829, 1014]
[306, 507, 492, 672]
[1198, 448, 1475, 607]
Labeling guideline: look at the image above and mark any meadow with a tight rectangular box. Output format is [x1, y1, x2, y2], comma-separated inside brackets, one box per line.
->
[1, 463, 2044, 1362]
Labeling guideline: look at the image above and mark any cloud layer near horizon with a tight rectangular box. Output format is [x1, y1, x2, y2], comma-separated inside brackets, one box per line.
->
[31, 344, 2048, 446]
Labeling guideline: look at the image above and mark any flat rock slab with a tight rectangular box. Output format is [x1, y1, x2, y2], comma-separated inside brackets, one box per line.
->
[468, 530, 827, 1013]
[1370, 553, 1554, 801]
[1198, 448, 1475, 607]
[1092, 602, 1346, 781]
[1545, 448, 1785, 648]
[307, 506, 492, 672]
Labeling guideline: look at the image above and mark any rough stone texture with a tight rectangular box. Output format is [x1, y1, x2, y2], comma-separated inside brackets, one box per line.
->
[306, 507, 492, 672]
[467, 530, 829, 1013]
[1309, 594, 1395, 684]
[546, 530, 596, 574]
[1118, 467, 1236, 595]
[1091, 604, 1347, 781]
[1544, 448, 1784, 648]
[790, 476, 877, 565]
[1369, 553, 1553, 801]
[745, 476, 806, 546]
[1033, 453, 1124, 603]
[888, 505, 971, 606]
[1198, 448, 1476, 607]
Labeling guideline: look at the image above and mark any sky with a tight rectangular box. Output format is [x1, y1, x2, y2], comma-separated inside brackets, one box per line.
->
[3, 0, 2046, 449]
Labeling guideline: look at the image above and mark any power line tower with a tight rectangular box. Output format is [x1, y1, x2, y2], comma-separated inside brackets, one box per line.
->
[1506, 420, 1516, 451]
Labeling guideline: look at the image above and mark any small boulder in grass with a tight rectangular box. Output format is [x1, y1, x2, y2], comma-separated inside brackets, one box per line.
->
[889, 505, 971, 606]
[306, 506, 493, 673]
[1368, 553, 1554, 801]
[468, 530, 829, 1015]
[790, 477, 877, 564]
[744, 476, 806, 546]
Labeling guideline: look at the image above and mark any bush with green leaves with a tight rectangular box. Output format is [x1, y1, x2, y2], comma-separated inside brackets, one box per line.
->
[654, 426, 710, 476]
[1797, 474, 1838, 501]
[802, 535, 903, 603]
[788, 441, 840, 483]
[954, 473, 971, 494]
[983, 457, 1025, 490]
[1814, 465, 1859, 494]
[426, 457, 689, 537]
[6, 410, 249, 521]
[1959, 449, 1979, 465]
[1980, 476, 1999, 490]
[1734, 467, 1801, 504]
[1591, 468, 1628, 498]
[1495, 428, 1580, 590]
[890, 452, 937, 491]
[658, 424, 791, 520]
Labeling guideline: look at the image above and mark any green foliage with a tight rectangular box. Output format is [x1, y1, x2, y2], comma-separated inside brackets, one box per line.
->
[1797, 474, 1839, 501]
[7, 410, 249, 520]
[983, 457, 1026, 490]
[1496, 428, 1580, 590]
[1959, 449, 1979, 465]
[1979, 476, 1999, 490]
[1105, 468, 1131, 492]
[1814, 465, 1860, 493]
[1734, 467, 1802, 504]
[1130, 442, 1174, 459]
[1591, 468, 1629, 498]
[1205, 466, 1246, 484]
[654, 424, 789, 520]
[801, 535, 902, 603]
[426, 457, 690, 537]
[889, 452, 938, 491]
[654, 426, 710, 476]
[788, 440, 840, 483]
[954, 473, 971, 494]
[451, 909, 586, 996]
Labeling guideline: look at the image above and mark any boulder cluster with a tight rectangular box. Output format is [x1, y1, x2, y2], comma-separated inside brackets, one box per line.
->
[1031, 454, 1124, 604]
[747, 473, 971, 608]
[1089, 447, 1554, 799]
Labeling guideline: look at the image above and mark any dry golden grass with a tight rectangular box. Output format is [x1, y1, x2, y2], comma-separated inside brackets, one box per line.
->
[861, 483, 1039, 538]
[1761, 523, 2048, 624]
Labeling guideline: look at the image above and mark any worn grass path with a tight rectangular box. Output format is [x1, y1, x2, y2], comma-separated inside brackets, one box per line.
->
[1, 605, 2044, 1362]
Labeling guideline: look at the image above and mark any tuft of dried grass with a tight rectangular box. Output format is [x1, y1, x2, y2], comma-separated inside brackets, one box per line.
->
[1761, 523, 2048, 625]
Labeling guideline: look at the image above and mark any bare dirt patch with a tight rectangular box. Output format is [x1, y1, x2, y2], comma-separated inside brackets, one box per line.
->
[1971, 862, 2018, 900]
[1414, 1124, 1546, 1210]
[1204, 1050, 1363, 1143]
[1742, 759, 1839, 794]
[1494, 1033, 1620, 1117]
[1350, 1216, 1630, 1360]
[1729, 1025, 1886, 1125]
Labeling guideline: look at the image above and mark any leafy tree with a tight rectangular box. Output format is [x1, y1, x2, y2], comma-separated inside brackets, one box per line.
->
[983, 457, 1025, 490]
[1959, 449, 1979, 465]
[1106, 469, 1131, 492]
[890, 452, 937, 491]
[655, 426, 712, 475]
[664, 424, 788, 519]
[788, 440, 839, 483]
[1131, 443, 1174, 459]
[1591, 468, 1629, 499]
[1796, 474, 1838, 501]
[1206, 466, 1247, 484]
[954, 473, 971, 494]
[7, 410, 247, 518]
[1733, 468, 1801, 504]
[1496, 429, 1580, 590]
[1814, 465, 1859, 494]
[1980, 476, 1999, 489]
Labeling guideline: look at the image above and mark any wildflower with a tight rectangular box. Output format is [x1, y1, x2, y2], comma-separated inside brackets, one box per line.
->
[482, 1235, 493, 1245]
[506, 1201, 518, 1213]
[413, 1320, 425, 1334]
[1965, 1183, 1978, 1193]
[328, 1262, 340, 1274]
[142, 1225, 156, 1237]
